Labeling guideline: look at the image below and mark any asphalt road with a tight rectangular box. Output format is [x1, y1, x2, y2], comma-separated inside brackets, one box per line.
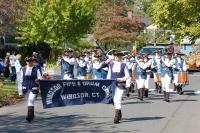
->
[0, 72, 200, 133]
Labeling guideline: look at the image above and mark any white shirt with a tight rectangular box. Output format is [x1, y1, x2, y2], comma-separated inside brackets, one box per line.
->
[93, 61, 103, 69]
[9, 55, 16, 67]
[77, 59, 87, 68]
[161, 57, 175, 67]
[19, 66, 42, 89]
[15, 60, 22, 73]
[63, 56, 76, 65]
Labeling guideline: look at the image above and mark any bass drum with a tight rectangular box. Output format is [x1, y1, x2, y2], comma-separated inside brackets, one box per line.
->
[177, 72, 189, 85]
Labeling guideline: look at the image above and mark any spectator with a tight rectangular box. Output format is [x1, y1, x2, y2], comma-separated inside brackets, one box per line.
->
[4, 53, 10, 79]
[15, 54, 22, 96]
[0, 58, 5, 75]
[9, 51, 17, 81]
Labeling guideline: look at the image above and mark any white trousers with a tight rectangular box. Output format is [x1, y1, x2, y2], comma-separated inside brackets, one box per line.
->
[77, 76, 85, 79]
[26, 90, 37, 106]
[173, 73, 179, 85]
[161, 74, 172, 92]
[145, 74, 150, 89]
[16, 72, 23, 96]
[63, 74, 73, 80]
[136, 77, 145, 89]
[113, 87, 124, 110]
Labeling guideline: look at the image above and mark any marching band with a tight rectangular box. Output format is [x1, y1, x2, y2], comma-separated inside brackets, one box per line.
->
[57, 47, 189, 124]
[17, 47, 188, 123]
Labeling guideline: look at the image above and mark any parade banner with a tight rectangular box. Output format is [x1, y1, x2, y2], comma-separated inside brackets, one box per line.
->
[39, 80, 116, 109]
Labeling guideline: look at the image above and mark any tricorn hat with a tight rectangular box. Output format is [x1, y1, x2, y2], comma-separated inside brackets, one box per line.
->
[175, 52, 184, 56]
[113, 51, 125, 56]
[94, 54, 102, 58]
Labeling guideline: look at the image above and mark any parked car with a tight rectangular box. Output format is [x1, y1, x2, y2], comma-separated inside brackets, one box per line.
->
[138, 46, 167, 58]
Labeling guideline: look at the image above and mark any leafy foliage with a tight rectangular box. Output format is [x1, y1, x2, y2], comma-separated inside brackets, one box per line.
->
[149, 0, 200, 41]
[16, 0, 95, 48]
[93, 0, 146, 49]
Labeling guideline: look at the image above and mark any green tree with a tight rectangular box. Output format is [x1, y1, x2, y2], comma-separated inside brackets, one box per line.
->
[93, 0, 146, 50]
[16, 0, 95, 56]
[149, 0, 200, 41]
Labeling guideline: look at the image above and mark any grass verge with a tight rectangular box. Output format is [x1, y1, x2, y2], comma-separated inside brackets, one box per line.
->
[0, 76, 23, 107]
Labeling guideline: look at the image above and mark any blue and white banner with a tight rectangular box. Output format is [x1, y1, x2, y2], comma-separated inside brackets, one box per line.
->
[39, 80, 116, 109]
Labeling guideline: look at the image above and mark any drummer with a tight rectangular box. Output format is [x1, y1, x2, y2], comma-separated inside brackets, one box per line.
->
[173, 52, 187, 95]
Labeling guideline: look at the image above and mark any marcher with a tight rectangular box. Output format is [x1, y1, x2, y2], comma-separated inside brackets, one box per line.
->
[19, 56, 42, 122]
[61, 48, 76, 79]
[107, 51, 131, 124]
[173, 52, 187, 95]
[143, 53, 152, 98]
[15, 54, 22, 96]
[134, 55, 149, 101]
[77, 54, 87, 79]
[160, 52, 175, 102]
[92, 55, 104, 79]
[124, 55, 134, 97]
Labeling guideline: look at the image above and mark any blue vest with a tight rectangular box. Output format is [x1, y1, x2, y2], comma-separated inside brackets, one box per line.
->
[101, 63, 108, 79]
[92, 68, 102, 79]
[110, 63, 126, 80]
[177, 59, 184, 71]
[78, 64, 87, 76]
[160, 61, 173, 77]
[22, 66, 38, 93]
[135, 64, 147, 79]
[61, 59, 74, 78]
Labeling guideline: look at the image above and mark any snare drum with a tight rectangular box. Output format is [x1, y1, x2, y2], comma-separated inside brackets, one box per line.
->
[154, 73, 161, 82]
[132, 71, 136, 81]
[178, 72, 189, 85]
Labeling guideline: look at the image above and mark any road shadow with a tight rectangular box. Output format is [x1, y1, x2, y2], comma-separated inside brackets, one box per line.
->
[171, 99, 198, 102]
[122, 116, 165, 123]
[123, 100, 152, 105]
[0, 112, 131, 133]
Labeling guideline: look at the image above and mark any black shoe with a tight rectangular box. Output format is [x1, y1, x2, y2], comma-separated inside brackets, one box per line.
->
[26, 106, 34, 123]
[126, 93, 130, 97]
[145, 89, 149, 98]
[114, 110, 120, 124]
[166, 99, 170, 102]
[119, 110, 122, 120]
[179, 91, 184, 95]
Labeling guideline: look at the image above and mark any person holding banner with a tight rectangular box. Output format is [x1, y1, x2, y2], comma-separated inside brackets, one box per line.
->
[107, 51, 131, 124]
[61, 48, 76, 79]
[173, 52, 187, 95]
[19, 56, 42, 122]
